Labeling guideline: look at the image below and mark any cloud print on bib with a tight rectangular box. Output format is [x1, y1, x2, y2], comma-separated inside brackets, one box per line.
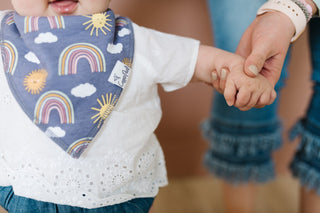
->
[25, 52, 40, 64]
[107, 43, 123, 54]
[45, 127, 66, 138]
[34, 32, 58, 44]
[71, 83, 97, 98]
[118, 28, 131, 37]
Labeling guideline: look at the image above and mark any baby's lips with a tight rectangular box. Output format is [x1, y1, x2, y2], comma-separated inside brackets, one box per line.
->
[49, 0, 79, 15]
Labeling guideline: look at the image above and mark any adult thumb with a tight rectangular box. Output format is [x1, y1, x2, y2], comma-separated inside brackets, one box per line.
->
[244, 45, 270, 77]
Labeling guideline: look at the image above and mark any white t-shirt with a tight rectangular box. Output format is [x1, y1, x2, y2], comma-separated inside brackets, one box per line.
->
[0, 11, 200, 209]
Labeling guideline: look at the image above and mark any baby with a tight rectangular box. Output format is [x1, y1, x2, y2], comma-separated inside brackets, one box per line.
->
[0, 0, 275, 212]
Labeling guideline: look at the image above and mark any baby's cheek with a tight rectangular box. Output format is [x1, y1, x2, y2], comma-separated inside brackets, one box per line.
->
[11, 0, 35, 15]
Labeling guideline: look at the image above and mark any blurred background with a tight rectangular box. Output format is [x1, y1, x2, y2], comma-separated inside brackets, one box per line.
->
[0, 0, 313, 212]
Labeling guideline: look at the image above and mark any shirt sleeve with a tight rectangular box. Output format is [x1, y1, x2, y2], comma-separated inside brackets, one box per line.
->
[132, 23, 200, 92]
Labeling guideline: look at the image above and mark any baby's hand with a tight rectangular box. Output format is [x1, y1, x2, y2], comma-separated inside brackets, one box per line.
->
[224, 70, 277, 111]
[193, 45, 244, 92]
[193, 45, 276, 111]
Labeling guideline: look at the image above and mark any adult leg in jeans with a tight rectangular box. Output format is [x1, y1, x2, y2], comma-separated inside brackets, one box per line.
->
[204, 1, 289, 212]
[290, 17, 320, 213]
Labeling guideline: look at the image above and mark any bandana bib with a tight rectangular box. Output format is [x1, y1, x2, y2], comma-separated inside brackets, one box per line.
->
[1, 10, 134, 158]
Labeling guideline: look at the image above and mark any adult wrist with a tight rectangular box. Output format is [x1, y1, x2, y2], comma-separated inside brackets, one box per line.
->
[257, 0, 310, 41]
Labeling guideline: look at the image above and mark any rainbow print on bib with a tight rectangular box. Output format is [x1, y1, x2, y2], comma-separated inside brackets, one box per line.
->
[1, 40, 18, 75]
[58, 43, 106, 75]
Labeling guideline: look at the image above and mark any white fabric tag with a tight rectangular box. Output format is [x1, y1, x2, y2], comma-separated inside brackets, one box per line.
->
[108, 60, 131, 89]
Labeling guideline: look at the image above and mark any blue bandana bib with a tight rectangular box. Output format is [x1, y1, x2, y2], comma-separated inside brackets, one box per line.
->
[1, 10, 134, 158]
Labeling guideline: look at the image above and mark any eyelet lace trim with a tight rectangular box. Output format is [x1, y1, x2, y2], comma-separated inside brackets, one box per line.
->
[1, 149, 167, 208]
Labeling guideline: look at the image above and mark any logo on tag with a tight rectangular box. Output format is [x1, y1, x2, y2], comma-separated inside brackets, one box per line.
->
[108, 60, 131, 89]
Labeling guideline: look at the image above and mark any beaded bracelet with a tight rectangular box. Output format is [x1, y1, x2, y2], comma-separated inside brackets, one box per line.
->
[291, 0, 313, 20]
[257, 0, 312, 41]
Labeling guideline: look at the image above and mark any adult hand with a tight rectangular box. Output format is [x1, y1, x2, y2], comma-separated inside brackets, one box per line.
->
[236, 11, 295, 87]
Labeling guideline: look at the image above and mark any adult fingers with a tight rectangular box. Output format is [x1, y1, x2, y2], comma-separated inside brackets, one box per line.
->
[244, 42, 271, 77]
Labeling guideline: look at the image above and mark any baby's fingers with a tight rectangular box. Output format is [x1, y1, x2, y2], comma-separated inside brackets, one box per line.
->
[256, 90, 277, 107]
[219, 68, 229, 92]
[238, 92, 260, 111]
[212, 71, 222, 93]
[224, 79, 236, 106]
[270, 90, 277, 104]
[234, 89, 251, 109]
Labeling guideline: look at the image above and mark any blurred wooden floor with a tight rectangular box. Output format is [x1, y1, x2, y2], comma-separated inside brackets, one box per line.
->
[0, 175, 299, 213]
[151, 175, 299, 213]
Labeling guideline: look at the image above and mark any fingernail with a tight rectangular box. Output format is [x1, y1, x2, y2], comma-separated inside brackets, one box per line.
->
[221, 69, 227, 80]
[249, 65, 259, 76]
[226, 101, 233, 106]
[212, 72, 217, 81]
